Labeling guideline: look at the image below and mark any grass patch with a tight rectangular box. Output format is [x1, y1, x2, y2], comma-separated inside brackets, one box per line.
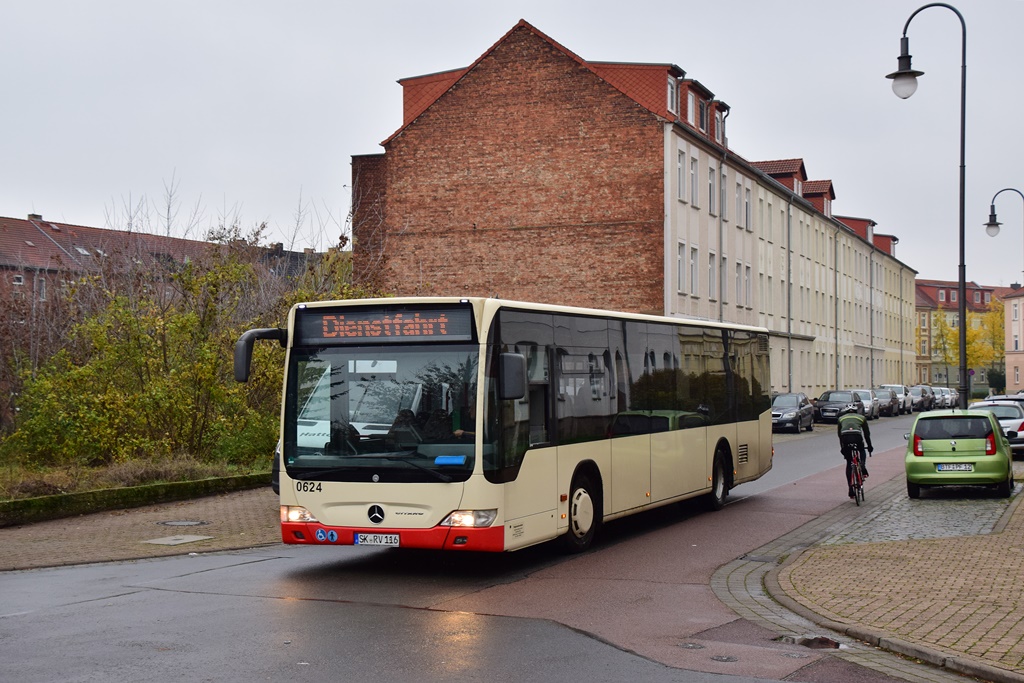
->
[0, 455, 269, 502]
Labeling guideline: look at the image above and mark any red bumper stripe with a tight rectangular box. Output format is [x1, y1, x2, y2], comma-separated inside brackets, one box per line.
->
[281, 523, 505, 552]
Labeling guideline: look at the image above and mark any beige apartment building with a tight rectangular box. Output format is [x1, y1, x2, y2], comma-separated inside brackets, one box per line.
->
[352, 20, 917, 396]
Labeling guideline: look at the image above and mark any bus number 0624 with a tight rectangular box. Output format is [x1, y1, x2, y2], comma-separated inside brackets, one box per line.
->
[295, 481, 322, 493]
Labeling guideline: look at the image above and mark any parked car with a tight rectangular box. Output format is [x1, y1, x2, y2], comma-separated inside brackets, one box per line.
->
[874, 387, 900, 417]
[771, 392, 814, 433]
[909, 385, 935, 412]
[852, 389, 879, 420]
[970, 400, 1024, 458]
[880, 384, 911, 414]
[815, 390, 864, 422]
[935, 387, 953, 408]
[904, 409, 1015, 498]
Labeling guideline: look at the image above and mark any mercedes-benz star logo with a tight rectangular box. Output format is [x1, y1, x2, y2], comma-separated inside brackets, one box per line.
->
[367, 505, 385, 524]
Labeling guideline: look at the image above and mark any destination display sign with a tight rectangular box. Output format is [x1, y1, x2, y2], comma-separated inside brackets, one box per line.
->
[295, 306, 475, 345]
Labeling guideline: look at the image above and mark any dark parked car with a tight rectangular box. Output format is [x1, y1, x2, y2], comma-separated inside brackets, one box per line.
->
[909, 385, 935, 412]
[771, 392, 814, 432]
[814, 390, 864, 423]
[874, 387, 900, 417]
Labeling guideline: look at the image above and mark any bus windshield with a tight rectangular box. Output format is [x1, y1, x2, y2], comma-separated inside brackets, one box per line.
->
[284, 344, 479, 483]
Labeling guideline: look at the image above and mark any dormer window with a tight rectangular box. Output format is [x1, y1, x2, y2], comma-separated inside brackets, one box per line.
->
[687, 92, 696, 126]
[715, 111, 724, 143]
[667, 77, 679, 115]
[698, 100, 708, 132]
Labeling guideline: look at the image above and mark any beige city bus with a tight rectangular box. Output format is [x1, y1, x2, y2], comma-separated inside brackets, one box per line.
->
[234, 298, 773, 553]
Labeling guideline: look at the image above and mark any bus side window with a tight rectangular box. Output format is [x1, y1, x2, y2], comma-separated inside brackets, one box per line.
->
[529, 384, 549, 445]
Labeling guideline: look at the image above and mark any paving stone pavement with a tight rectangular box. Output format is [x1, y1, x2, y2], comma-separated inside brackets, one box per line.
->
[715, 463, 1024, 683]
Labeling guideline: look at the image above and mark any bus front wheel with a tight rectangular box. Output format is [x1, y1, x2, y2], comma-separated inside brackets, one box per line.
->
[562, 472, 601, 553]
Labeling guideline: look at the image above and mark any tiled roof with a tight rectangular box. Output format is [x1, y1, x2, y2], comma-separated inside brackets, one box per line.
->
[750, 159, 807, 178]
[0, 214, 314, 277]
[803, 180, 834, 198]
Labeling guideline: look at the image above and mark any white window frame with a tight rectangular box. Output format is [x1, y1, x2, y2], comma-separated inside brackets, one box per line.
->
[690, 157, 699, 208]
[677, 151, 685, 202]
[687, 92, 696, 126]
[667, 77, 679, 115]
[708, 166, 716, 215]
[744, 188, 752, 231]
[938, 290, 946, 302]
[735, 262, 742, 306]
[677, 242, 686, 293]
[951, 290, 957, 303]
[708, 252, 717, 300]
[744, 265, 752, 306]
[690, 247, 699, 295]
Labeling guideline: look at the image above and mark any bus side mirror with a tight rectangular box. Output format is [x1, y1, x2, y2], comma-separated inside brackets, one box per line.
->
[499, 353, 527, 401]
[234, 328, 287, 383]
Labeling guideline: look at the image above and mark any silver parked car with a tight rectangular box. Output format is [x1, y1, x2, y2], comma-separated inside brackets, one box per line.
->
[853, 389, 879, 420]
[970, 400, 1024, 458]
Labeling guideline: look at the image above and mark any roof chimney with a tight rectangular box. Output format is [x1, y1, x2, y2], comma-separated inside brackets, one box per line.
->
[27, 213, 42, 221]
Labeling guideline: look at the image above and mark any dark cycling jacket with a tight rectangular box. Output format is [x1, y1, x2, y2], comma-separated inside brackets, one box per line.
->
[837, 412, 873, 451]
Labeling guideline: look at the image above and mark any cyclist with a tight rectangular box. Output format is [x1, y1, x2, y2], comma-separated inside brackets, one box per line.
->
[837, 406, 873, 498]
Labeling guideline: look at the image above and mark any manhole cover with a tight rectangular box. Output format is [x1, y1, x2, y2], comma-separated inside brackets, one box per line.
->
[678, 643, 705, 650]
[158, 520, 209, 527]
[711, 655, 738, 662]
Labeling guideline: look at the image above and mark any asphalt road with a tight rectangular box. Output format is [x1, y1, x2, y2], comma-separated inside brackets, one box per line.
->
[1, 412, 958, 683]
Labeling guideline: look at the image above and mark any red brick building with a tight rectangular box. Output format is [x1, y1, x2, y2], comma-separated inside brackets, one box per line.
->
[352, 20, 674, 314]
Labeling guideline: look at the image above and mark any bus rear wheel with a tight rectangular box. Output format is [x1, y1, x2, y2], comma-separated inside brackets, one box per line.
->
[562, 472, 600, 553]
[705, 453, 729, 511]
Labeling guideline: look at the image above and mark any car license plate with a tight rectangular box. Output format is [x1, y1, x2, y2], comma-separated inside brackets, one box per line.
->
[937, 463, 973, 472]
[355, 533, 400, 546]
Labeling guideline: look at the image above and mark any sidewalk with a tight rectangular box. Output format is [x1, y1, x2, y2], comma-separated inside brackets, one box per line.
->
[3, 467, 1024, 682]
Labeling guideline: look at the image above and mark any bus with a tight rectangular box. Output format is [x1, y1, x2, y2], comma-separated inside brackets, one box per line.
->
[234, 297, 773, 553]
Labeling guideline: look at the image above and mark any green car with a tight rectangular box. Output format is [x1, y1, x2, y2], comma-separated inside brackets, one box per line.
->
[904, 409, 1016, 499]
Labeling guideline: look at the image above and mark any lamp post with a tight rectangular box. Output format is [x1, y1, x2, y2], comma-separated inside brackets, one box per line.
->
[984, 188, 1024, 286]
[887, 3, 968, 409]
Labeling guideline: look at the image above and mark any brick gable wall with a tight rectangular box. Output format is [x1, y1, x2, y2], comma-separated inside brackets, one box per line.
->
[365, 24, 666, 314]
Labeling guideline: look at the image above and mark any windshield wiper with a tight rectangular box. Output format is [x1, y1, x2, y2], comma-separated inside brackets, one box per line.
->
[292, 452, 454, 483]
[377, 453, 453, 482]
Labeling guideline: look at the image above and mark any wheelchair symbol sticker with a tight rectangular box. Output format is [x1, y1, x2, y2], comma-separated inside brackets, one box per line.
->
[315, 528, 327, 542]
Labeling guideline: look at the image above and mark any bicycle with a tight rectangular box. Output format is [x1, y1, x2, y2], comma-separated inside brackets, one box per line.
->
[848, 444, 865, 505]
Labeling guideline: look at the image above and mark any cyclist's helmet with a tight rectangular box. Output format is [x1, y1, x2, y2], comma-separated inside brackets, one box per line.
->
[838, 406, 859, 417]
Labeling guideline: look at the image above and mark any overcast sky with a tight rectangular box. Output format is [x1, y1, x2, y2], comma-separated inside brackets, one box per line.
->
[3, 0, 1023, 284]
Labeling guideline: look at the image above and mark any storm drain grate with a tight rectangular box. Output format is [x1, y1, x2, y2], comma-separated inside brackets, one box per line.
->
[158, 520, 209, 527]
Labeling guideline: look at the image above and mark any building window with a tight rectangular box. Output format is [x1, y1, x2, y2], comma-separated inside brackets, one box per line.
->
[687, 92, 696, 126]
[12, 274, 24, 286]
[708, 252, 717, 300]
[690, 158, 699, 208]
[745, 265, 752, 306]
[735, 262, 742, 306]
[667, 77, 679, 115]
[677, 242, 686, 293]
[677, 151, 685, 201]
[985, 292, 992, 304]
[1014, 303, 1019, 321]
[951, 290, 957, 302]
[34, 276, 46, 302]
[1015, 335, 1020, 352]
[1016, 367, 1020, 384]
[708, 167, 716, 215]
[744, 188, 752, 231]
[714, 110, 723, 142]
[974, 291, 981, 304]
[938, 290, 946, 302]
[721, 170, 728, 221]
[698, 100, 708, 132]
[690, 247, 699, 294]
[721, 256, 728, 303]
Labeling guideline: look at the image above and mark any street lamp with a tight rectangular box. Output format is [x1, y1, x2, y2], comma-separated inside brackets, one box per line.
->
[984, 188, 1024, 284]
[886, 3, 968, 409]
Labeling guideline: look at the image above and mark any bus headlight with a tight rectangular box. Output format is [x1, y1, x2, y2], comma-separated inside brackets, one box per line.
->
[440, 509, 498, 528]
[280, 505, 319, 523]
